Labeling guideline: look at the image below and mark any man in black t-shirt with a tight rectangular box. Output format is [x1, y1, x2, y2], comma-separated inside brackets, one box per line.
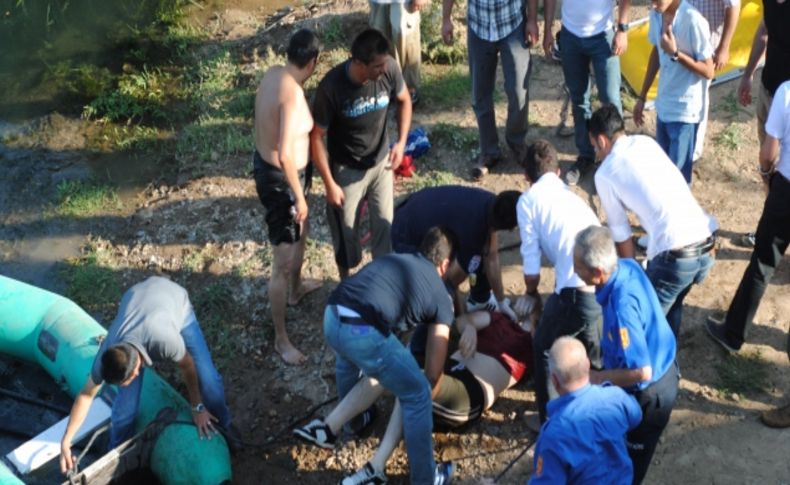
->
[293, 227, 456, 484]
[734, 1, 790, 247]
[311, 28, 413, 278]
[392, 185, 521, 318]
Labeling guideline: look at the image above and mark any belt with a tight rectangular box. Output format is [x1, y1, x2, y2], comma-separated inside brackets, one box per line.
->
[668, 235, 716, 259]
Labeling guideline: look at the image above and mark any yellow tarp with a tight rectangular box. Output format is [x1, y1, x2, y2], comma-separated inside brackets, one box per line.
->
[620, 0, 763, 100]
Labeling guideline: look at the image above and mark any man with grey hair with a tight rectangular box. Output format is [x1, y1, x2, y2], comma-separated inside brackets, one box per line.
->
[530, 337, 641, 484]
[573, 226, 678, 485]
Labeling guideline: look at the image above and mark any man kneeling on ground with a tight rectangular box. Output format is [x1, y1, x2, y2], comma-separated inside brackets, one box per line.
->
[296, 310, 532, 484]
[295, 226, 456, 484]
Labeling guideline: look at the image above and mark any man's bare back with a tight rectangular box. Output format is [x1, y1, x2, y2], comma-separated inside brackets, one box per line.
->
[254, 65, 313, 170]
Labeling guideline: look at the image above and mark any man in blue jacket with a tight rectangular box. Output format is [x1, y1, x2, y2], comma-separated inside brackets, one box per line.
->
[530, 336, 641, 484]
[574, 225, 679, 485]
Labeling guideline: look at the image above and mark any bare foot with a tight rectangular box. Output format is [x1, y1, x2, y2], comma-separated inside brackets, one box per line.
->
[275, 338, 307, 366]
[287, 279, 322, 307]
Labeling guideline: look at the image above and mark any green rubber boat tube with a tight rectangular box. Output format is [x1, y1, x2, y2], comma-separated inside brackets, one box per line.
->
[0, 275, 232, 484]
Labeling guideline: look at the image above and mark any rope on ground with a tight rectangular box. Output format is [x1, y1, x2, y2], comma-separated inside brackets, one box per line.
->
[493, 439, 535, 483]
[166, 395, 338, 451]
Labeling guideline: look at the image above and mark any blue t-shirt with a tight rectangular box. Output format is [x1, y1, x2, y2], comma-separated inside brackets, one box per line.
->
[391, 186, 494, 274]
[595, 259, 676, 391]
[328, 253, 455, 334]
[648, 1, 713, 123]
[530, 384, 642, 484]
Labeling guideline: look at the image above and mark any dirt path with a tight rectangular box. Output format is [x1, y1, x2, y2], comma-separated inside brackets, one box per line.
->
[1, 1, 789, 483]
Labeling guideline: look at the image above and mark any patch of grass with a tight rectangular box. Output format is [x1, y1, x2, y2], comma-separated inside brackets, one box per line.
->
[403, 169, 461, 192]
[715, 351, 770, 395]
[421, 66, 471, 109]
[429, 122, 478, 151]
[716, 91, 749, 118]
[192, 280, 236, 367]
[715, 123, 742, 151]
[175, 116, 252, 170]
[92, 124, 166, 151]
[60, 242, 121, 317]
[322, 16, 346, 45]
[83, 67, 180, 123]
[54, 180, 121, 218]
[183, 246, 209, 273]
[232, 257, 259, 278]
[48, 62, 114, 100]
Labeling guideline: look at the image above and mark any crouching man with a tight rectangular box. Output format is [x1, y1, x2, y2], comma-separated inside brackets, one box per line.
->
[59, 276, 234, 474]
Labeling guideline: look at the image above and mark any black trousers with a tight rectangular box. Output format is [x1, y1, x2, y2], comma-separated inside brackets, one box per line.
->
[628, 362, 679, 485]
[533, 287, 602, 422]
[724, 173, 790, 352]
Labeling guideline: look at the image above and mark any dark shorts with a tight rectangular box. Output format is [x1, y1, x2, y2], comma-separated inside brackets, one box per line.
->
[432, 358, 485, 428]
[252, 151, 312, 245]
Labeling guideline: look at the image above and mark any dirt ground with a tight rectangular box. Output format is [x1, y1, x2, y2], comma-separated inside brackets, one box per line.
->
[2, 1, 790, 484]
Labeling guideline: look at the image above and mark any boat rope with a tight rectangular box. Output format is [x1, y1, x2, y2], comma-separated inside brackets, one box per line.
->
[492, 440, 535, 483]
[66, 423, 111, 484]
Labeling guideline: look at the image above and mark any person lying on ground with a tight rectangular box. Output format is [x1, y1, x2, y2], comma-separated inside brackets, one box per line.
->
[253, 28, 323, 365]
[294, 310, 532, 484]
[60, 276, 237, 474]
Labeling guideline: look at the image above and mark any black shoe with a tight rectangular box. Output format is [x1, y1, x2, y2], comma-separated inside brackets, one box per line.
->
[565, 156, 595, 186]
[705, 317, 740, 354]
[293, 418, 337, 449]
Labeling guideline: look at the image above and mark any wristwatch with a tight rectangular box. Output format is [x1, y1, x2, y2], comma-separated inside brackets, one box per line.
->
[192, 403, 206, 413]
[670, 50, 680, 62]
[617, 23, 629, 33]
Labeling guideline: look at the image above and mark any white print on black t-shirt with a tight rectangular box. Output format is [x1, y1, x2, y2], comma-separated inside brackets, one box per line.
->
[342, 93, 390, 118]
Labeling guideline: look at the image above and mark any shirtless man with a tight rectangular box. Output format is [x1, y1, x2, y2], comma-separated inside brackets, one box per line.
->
[253, 29, 322, 365]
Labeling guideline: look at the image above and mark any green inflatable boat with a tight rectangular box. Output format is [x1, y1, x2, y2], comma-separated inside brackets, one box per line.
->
[0, 275, 232, 484]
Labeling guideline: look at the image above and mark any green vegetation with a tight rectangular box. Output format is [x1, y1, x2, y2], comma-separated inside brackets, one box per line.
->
[420, 0, 466, 64]
[54, 180, 121, 218]
[60, 242, 121, 318]
[192, 280, 236, 368]
[421, 66, 471, 109]
[430, 122, 478, 151]
[716, 92, 749, 118]
[715, 123, 742, 151]
[48, 62, 114, 100]
[715, 351, 770, 395]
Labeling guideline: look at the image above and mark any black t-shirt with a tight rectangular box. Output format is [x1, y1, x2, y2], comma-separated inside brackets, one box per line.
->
[312, 57, 405, 170]
[392, 186, 495, 274]
[328, 253, 454, 334]
[762, 0, 790, 96]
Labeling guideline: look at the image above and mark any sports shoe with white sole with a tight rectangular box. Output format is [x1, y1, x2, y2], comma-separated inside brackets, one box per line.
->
[434, 462, 454, 485]
[293, 418, 336, 449]
[339, 462, 387, 485]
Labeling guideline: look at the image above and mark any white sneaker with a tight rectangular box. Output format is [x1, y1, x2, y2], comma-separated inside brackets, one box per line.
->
[339, 462, 387, 485]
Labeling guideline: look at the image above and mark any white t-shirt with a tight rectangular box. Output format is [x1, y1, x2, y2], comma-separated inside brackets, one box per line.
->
[595, 135, 717, 260]
[765, 80, 790, 181]
[517, 172, 600, 293]
[561, 0, 615, 38]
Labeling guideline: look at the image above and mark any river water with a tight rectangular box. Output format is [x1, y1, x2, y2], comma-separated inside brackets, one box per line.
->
[0, 0, 286, 288]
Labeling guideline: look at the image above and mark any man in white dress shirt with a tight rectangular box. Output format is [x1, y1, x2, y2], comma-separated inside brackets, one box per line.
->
[515, 139, 603, 424]
[588, 105, 716, 338]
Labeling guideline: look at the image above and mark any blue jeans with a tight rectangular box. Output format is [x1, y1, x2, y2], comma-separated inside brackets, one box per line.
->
[560, 26, 622, 160]
[467, 20, 531, 157]
[324, 306, 435, 484]
[110, 315, 232, 448]
[656, 119, 698, 184]
[646, 251, 714, 338]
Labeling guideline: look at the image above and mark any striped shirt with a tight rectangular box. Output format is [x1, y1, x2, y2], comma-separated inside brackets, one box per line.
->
[468, 0, 524, 42]
[688, 0, 740, 48]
